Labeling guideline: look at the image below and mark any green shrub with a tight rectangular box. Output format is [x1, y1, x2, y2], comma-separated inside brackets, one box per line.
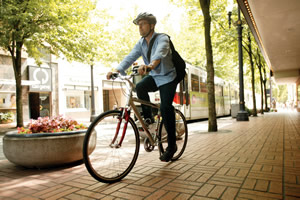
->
[0, 112, 14, 121]
[245, 106, 252, 116]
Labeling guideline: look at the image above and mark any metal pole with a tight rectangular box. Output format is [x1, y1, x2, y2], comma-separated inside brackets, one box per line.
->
[90, 64, 96, 122]
[270, 71, 272, 108]
[236, 6, 249, 121]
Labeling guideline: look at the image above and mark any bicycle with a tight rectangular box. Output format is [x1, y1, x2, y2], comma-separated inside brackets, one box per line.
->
[82, 66, 188, 183]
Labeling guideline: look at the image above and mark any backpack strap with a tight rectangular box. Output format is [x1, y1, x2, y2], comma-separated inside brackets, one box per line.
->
[147, 33, 176, 62]
[167, 36, 176, 56]
[147, 33, 161, 62]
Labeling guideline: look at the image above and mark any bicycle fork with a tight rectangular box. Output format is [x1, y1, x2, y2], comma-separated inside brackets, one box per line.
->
[110, 108, 130, 148]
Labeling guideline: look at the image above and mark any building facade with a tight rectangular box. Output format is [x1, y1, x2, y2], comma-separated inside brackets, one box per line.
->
[0, 50, 128, 124]
[0, 50, 60, 123]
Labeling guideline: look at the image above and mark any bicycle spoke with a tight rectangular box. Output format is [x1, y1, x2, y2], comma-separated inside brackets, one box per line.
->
[158, 109, 188, 161]
[83, 110, 139, 183]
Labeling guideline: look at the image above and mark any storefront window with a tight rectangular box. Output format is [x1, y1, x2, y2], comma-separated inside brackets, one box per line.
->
[84, 91, 91, 110]
[66, 91, 90, 109]
[67, 96, 82, 108]
[40, 93, 50, 117]
[0, 93, 16, 109]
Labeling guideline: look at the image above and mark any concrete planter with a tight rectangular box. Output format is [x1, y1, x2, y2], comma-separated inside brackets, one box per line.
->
[3, 130, 96, 168]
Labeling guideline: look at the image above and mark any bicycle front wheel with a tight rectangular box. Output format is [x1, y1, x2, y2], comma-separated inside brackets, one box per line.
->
[158, 109, 188, 161]
[83, 110, 140, 183]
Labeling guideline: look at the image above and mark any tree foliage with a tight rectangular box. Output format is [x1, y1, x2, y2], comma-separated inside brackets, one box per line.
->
[272, 84, 288, 104]
[0, 0, 103, 126]
[171, 0, 240, 81]
[0, 0, 271, 126]
[0, 0, 105, 63]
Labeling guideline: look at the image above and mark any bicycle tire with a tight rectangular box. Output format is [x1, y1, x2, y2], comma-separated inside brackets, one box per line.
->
[158, 109, 188, 161]
[83, 110, 140, 183]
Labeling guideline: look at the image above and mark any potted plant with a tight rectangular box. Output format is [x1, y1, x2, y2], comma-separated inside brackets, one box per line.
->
[3, 115, 96, 168]
[0, 111, 14, 124]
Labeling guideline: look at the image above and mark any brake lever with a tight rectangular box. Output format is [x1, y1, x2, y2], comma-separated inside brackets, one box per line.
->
[132, 66, 139, 74]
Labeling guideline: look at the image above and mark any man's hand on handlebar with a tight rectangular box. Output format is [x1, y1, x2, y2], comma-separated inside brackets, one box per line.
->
[106, 71, 119, 80]
[138, 65, 152, 75]
[107, 64, 153, 79]
[106, 71, 114, 80]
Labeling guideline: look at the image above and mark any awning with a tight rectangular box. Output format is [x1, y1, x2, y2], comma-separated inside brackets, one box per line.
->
[0, 79, 39, 86]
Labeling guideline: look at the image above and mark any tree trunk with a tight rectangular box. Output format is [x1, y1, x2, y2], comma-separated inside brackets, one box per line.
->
[247, 33, 257, 116]
[11, 41, 24, 127]
[257, 66, 264, 114]
[256, 49, 264, 114]
[199, 0, 217, 132]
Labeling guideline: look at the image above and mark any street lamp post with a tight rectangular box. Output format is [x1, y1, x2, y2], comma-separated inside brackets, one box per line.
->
[236, 7, 249, 121]
[227, 1, 249, 121]
[90, 64, 96, 122]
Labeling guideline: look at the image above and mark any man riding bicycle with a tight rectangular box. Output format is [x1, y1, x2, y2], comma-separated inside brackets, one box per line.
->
[107, 12, 177, 162]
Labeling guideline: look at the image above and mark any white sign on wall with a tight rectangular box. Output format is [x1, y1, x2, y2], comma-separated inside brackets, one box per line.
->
[29, 66, 52, 92]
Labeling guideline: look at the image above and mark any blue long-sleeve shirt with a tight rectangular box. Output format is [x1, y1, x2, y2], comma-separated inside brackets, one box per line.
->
[116, 32, 176, 87]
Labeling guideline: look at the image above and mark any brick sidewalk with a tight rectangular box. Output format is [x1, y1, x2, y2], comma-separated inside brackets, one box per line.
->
[0, 112, 299, 199]
[0, 123, 17, 136]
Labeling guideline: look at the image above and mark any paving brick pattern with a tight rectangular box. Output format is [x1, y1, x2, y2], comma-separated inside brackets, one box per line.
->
[0, 112, 299, 199]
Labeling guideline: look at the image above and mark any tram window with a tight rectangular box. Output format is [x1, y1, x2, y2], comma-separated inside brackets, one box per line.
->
[231, 90, 235, 99]
[200, 77, 207, 93]
[215, 85, 218, 96]
[183, 76, 188, 92]
[191, 74, 199, 92]
[224, 86, 229, 97]
[221, 86, 224, 96]
[215, 85, 223, 96]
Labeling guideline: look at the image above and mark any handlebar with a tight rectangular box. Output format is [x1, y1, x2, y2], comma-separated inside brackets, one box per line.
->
[110, 65, 151, 80]
[110, 72, 119, 79]
[132, 65, 152, 73]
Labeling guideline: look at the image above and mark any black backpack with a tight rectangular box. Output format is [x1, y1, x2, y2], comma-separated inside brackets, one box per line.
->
[147, 33, 186, 83]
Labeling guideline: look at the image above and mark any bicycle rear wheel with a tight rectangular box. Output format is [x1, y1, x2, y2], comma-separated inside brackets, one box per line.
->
[158, 109, 188, 161]
[83, 110, 140, 183]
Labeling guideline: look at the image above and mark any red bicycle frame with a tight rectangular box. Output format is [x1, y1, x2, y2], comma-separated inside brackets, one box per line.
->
[110, 108, 130, 148]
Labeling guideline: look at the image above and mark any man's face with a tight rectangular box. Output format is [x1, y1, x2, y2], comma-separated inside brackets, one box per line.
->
[138, 19, 153, 37]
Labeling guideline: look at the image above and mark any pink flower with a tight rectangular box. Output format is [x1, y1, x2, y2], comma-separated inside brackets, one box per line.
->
[18, 115, 86, 134]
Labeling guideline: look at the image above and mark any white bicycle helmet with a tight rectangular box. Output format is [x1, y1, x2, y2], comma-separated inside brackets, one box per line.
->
[133, 12, 157, 25]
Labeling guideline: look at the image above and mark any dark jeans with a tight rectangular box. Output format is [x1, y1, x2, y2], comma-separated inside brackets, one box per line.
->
[136, 75, 178, 148]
